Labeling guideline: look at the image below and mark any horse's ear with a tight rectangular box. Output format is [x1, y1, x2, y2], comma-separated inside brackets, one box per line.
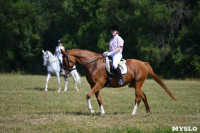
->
[42, 50, 45, 53]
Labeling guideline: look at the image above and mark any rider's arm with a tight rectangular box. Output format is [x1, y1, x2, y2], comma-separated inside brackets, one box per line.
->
[110, 46, 123, 54]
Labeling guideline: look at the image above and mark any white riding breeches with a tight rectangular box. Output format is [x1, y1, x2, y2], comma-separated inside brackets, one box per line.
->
[110, 52, 122, 69]
[57, 56, 63, 64]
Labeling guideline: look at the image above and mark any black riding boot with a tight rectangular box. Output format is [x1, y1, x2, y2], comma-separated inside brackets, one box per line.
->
[58, 60, 65, 76]
[58, 60, 62, 68]
[114, 67, 124, 85]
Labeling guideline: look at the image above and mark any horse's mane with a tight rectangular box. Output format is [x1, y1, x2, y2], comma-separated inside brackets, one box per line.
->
[46, 50, 53, 57]
[46, 50, 57, 60]
[68, 49, 102, 58]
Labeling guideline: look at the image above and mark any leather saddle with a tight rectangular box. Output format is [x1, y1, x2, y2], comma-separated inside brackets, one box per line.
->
[105, 56, 127, 75]
[104, 56, 127, 87]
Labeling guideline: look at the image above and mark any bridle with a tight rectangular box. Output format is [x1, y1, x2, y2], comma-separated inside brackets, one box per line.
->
[63, 51, 76, 72]
[63, 51, 105, 73]
[43, 53, 50, 66]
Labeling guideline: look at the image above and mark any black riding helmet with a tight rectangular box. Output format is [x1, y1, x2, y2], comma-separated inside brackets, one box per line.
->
[58, 40, 62, 44]
[110, 24, 119, 31]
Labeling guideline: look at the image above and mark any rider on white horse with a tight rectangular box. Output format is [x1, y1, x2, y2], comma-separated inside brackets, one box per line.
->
[54, 40, 65, 75]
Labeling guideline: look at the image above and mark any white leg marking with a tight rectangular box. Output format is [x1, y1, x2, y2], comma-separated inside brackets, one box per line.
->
[131, 103, 138, 115]
[45, 73, 51, 92]
[87, 99, 94, 113]
[100, 105, 105, 115]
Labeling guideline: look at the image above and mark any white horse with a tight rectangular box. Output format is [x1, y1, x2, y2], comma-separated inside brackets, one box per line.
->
[42, 50, 81, 92]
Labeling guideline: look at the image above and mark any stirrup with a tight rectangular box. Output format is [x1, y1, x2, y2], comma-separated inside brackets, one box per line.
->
[118, 79, 124, 85]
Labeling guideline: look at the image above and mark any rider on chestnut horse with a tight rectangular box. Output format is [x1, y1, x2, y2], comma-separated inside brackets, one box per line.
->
[61, 49, 176, 115]
[103, 24, 124, 85]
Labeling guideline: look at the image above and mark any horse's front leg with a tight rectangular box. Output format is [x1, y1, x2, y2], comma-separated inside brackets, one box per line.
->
[64, 77, 68, 91]
[45, 73, 51, 92]
[86, 83, 103, 114]
[56, 73, 61, 92]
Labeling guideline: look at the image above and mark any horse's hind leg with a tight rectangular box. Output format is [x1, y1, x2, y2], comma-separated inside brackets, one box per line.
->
[64, 77, 68, 91]
[71, 71, 79, 91]
[131, 80, 150, 115]
[45, 73, 51, 92]
[141, 91, 150, 113]
[73, 76, 79, 91]
[56, 73, 61, 92]
[95, 91, 105, 115]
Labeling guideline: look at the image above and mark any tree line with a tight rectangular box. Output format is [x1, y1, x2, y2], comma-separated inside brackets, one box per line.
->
[0, 0, 199, 78]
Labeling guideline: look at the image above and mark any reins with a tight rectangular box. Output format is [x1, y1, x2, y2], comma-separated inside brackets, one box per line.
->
[63, 51, 105, 72]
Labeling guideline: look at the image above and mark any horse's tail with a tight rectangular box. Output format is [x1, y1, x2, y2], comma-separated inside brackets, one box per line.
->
[71, 66, 81, 84]
[144, 62, 176, 100]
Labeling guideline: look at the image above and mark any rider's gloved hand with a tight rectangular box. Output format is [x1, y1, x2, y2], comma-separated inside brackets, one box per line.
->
[103, 52, 113, 56]
[107, 52, 112, 56]
[103, 52, 108, 56]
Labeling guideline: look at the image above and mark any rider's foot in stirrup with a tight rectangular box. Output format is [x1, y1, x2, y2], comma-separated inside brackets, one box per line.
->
[60, 69, 65, 76]
[119, 79, 124, 85]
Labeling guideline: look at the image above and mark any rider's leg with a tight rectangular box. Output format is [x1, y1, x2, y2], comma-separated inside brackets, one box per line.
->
[111, 53, 124, 85]
[59, 57, 65, 75]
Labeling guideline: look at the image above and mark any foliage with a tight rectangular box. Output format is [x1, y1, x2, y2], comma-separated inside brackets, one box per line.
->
[0, 0, 199, 78]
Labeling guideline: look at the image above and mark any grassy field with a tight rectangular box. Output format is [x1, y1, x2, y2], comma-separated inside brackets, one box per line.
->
[0, 74, 199, 133]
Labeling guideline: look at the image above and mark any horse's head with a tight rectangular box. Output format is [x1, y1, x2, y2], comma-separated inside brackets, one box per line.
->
[61, 49, 77, 76]
[42, 50, 49, 66]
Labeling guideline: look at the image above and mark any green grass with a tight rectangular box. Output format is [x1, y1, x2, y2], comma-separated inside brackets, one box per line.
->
[0, 74, 199, 133]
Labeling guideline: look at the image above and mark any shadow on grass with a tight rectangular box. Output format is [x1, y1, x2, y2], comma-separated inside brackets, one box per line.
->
[36, 111, 65, 115]
[113, 112, 126, 115]
[65, 111, 102, 116]
[25, 87, 57, 91]
[36, 110, 100, 116]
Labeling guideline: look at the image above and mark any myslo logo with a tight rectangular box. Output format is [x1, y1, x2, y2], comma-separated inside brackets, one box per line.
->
[172, 126, 198, 132]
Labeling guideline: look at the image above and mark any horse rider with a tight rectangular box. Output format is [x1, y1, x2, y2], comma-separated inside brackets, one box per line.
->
[103, 24, 124, 85]
[54, 40, 65, 75]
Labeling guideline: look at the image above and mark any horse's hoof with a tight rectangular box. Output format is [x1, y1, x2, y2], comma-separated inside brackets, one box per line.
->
[131, 113, 136, 116]
[90, 110, 95, 114]
[147, 109, 151, 113]
[101, 112, 105, 115]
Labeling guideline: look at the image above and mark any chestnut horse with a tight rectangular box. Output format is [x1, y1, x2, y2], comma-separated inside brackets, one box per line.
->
[61, 49, 176, 115]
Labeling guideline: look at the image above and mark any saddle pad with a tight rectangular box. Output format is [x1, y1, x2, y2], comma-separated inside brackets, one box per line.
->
[105, 56, 127, 75]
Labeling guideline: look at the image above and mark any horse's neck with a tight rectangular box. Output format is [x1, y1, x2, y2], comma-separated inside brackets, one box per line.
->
[48, 51, 57, 62]
[69, 49, 101, 64]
